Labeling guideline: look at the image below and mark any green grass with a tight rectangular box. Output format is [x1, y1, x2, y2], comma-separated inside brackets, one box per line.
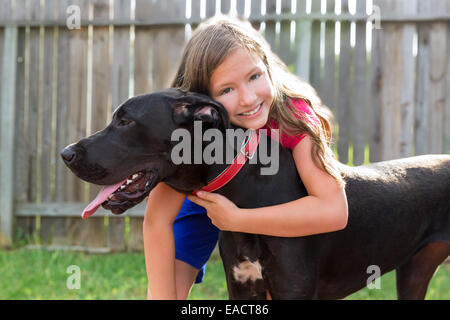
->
[0, 248, 148, 299]
[0, 248, 448, 299]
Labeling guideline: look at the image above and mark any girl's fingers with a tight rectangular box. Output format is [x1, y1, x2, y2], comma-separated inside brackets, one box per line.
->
[195, 191, 217, 201]
[187, 195, 210, 208]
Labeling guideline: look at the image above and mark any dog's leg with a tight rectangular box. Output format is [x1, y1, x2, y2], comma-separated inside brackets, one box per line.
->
[395, 241, 450, 300]
[264, 263, 317, 299]
[227, 281, 267, 300]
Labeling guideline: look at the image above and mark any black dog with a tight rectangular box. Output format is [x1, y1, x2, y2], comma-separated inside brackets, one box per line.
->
[61, 88, 450, 299]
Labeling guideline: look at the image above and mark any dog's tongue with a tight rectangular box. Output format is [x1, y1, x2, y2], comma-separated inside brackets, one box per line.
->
[82, 180, 126, 218]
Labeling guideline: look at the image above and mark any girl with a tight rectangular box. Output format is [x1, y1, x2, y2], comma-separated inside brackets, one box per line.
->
[143, 17, 348, 300]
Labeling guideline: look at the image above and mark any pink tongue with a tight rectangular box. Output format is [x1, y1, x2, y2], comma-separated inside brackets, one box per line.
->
[82, 179, 126, 219]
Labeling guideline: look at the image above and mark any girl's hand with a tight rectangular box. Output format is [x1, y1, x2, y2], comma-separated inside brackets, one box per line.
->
[187, 191, 241, 231]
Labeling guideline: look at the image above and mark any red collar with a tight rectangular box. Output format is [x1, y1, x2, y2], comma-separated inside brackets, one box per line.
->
[192, 130, 259, 195]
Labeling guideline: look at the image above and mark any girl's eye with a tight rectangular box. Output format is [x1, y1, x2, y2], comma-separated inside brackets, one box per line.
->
[250, 73, 261, 81]
[220, 88, 232, 95]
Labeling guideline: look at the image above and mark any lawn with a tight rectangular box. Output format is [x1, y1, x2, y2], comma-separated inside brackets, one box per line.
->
[0, 248, 448, 300]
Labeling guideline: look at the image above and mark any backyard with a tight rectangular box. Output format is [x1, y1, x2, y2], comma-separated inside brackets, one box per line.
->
[0, 0, 449, 303]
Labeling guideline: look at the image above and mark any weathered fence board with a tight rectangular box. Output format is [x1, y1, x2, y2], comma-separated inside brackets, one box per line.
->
[279, 0, 293, 67]
[446, 3, 450, 153]
[28, 0, 40, 205]
[352, 0, 367, 165]
[51, 0, 72, 246]
[0, 24, 17, 245]
[338, 0, 351, 163]
[379, 0, 403, 161]
[14, 0, 33, 243]
[250, 0, 262, 31]
[40, 0, 57, 244]
[415, 1, 431, 156]
[428, 0, 447, 154]
[369, 14, 382, 163]
[400, 0, 417, 158]
[294, 0, 311, 82]
[264, 0, 277, 57]
[65, 0, 90, 247]
[309, 0, 321, 93]
[323, 0, 336, 116]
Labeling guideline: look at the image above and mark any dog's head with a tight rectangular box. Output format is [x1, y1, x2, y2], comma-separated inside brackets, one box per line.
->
[61, 88, 229, 215]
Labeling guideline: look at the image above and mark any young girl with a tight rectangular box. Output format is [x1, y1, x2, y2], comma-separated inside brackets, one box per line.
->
[143, 17, 348, 300]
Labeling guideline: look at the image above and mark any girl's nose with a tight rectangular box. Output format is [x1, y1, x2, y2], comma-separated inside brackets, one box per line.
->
[239, 86, 257, 106]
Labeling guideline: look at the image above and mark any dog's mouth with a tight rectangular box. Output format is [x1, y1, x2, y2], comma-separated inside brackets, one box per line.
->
[82, 170, 159, 218]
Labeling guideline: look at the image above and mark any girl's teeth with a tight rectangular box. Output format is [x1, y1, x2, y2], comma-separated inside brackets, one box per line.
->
[240, 104, 261, 116]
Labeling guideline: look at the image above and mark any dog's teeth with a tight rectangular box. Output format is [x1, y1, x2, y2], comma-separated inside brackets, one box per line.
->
[132, 174, 138, 179]
[108, 195, 113, 199]
[127, 179, 133, 184]
[120, 185, 125, 190]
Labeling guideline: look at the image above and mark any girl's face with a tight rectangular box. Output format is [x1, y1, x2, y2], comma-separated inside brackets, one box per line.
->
[209, 48, 275, 130]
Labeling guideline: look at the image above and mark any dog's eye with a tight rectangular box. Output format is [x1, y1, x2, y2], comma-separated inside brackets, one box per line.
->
[118, 119, 133, 127]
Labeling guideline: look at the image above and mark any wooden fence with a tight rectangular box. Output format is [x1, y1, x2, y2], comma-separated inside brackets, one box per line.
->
[0, 0, 449, 250]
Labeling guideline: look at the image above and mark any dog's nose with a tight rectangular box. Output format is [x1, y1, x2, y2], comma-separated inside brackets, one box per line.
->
[61, 146, 77, 164]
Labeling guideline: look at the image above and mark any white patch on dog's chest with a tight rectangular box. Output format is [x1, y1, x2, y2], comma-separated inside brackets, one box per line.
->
[232, 258, 263, 283]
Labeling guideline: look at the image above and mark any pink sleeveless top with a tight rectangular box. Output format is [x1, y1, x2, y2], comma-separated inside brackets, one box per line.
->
[261, 98, 320, 150]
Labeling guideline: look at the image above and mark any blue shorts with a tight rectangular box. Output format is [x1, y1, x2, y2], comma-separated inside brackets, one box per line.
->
[174, 198, 220, 283]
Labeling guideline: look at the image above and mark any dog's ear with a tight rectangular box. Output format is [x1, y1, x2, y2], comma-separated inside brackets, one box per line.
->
[173, 104, 219, 124]
[170, 90, 230, 130]
[172, 102, 229, 131]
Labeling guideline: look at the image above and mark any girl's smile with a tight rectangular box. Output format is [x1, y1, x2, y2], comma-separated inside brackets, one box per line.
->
[209, 48, 275, 130]
[238, 102, 263, 117]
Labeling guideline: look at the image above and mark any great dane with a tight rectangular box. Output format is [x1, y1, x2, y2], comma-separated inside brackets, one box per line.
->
[61, 88, 450, 299]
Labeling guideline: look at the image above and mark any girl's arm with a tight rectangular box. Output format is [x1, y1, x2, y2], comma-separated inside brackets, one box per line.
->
[188, 135, 348, 237]
[143, 182, 186, 299]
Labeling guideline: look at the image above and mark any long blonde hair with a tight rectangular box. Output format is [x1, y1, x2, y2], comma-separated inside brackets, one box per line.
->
[171, 16, 344, 186]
